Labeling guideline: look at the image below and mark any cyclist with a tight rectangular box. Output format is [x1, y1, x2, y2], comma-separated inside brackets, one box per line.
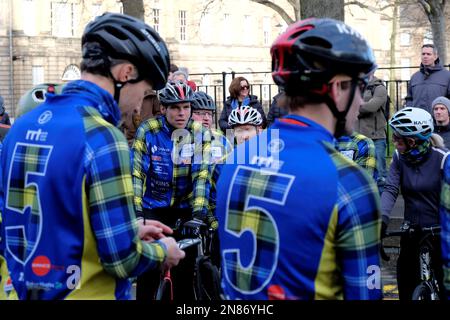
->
[131, 80, 213, 300]
[0, 13, 185, 300]
[336, 132, 378, 182]
[191, 91, 233, 163]
[382, 107, 448, 300]
[227, 105, 263, 145]
[215, 18, 382, 300]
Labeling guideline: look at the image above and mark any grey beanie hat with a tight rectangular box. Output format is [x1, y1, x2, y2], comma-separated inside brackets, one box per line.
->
[432, 96, 450, 114]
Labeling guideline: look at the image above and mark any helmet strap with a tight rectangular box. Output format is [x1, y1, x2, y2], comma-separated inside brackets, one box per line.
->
[323, 80, 358, 138]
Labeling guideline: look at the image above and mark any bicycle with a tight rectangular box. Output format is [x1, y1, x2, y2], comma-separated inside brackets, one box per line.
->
[154, 218, 222, 301]
[381, 222, 442, 300]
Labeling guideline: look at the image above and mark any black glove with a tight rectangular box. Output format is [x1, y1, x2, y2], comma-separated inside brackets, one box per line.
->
[381, 221, 388, 238]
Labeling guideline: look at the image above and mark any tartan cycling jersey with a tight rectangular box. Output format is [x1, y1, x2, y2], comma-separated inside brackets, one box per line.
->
[0, 80, 166, 300]
[131, 116, 212, 220]
[440, 158, 450, 299]
[210, 129, 233, 165]
[215, 115, 382, 300]
[336, 132, 378, 182]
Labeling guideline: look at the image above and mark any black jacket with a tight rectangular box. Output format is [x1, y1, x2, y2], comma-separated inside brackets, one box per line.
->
[218, 95, 267, 132]
[267, 92, 288, 127]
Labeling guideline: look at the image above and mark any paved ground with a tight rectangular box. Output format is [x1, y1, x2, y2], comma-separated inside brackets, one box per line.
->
[381, 194, 404, 300]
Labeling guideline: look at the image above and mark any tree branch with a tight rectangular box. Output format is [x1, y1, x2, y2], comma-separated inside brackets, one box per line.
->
[250, 0, 295, 24]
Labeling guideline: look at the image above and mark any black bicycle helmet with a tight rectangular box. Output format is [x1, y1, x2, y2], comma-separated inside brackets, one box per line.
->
[271, 18, 376, 137]
[82, 12, 170, 90]
[271, 18, 376, 95]
[158, 81, 194, 106]
[191, 91, 216, 111]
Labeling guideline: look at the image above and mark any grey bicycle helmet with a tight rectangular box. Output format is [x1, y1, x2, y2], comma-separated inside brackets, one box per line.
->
[228, 106, 262, 127]
[82, 12, 170, 90]
[16, 83, 64, 117]
[389, 107, 434, 140]
[191, 91, 216, 111]
[158, 81, 194, 106]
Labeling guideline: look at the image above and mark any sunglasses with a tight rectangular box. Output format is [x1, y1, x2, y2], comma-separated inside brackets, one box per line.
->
[241, 86, 250, 90]
[332, 76, 368, 95]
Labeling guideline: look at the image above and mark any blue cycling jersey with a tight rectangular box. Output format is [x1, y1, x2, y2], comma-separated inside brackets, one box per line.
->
[215, 115, 382, 300]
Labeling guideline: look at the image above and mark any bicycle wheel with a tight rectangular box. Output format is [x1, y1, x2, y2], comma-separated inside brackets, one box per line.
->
[194, 255, 222, 301]
[412, 283, 432, 300]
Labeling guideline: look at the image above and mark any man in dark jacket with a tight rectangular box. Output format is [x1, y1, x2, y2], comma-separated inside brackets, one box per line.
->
[355, 75, 388, 191]
[432, 96, 450, 149]
[405, 44, 450, 114]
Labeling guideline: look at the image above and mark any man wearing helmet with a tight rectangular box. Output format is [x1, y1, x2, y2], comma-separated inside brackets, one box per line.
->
[131, 81, 213, 300]
[384, 107, 448, 300]
[215, 18, 382, 300]
[0, 13, 185, 300]
[228, 105, 263, 145]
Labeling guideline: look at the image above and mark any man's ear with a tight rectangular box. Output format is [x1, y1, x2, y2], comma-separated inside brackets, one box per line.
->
[160, 106, 167, 115]
[114, 63, 135, 82]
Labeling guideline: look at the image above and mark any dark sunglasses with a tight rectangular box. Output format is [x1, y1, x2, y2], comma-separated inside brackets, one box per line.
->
[241, 86, 250, 90]
[337, 76, 369, 95]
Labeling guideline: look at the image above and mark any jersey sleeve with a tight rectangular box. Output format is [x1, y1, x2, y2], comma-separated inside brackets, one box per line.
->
[131, 123, 151, 213]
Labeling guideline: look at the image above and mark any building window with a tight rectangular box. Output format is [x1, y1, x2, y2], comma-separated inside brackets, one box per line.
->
[400, 33, 410, 46]
[32, 66, 45, 85]
[152, 9, 160, 32]
[51, 2, 78, 37]
[401, 58, 410, 81]
[179, 10, 187, 41]
[200, 12, 212, 44]
[23, 0, 37, 36]
[263, 17, 271, 46]
[244, 15, 252, 44]
[91, 4, 102, 21]
[223, 14, 231, 44]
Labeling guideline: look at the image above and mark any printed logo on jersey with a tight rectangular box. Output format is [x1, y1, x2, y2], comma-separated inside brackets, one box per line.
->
[31, 255, 51, 276]
[268, 139, 285, 154]
[340, 150, 355, 160]
[38, 111, 53, 125]
[151, 145, 158, 154]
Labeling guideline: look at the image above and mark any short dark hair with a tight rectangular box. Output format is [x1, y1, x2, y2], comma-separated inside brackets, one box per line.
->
[170, 63, 179, 73]
[229, 77, 250, 99]
[422, 43, 438, 55]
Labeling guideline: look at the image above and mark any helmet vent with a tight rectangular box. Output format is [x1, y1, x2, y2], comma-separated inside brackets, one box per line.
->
[301, 36, 332, 49]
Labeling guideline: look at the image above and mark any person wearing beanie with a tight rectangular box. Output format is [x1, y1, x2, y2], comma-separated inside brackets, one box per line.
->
[432, 96, 450, 149]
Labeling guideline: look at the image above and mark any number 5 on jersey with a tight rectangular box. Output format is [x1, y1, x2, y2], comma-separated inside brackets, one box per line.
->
[223, 166, 294, 294]
[5, 143, 53, 265]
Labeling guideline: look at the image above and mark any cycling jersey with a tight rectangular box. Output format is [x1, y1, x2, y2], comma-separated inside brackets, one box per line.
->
[439, 157, 450, 298]
[336, 132, 378, 181]
[215, 114, 382, 300]
[0, 80, 167, 300]
[132, 116, 212, 221]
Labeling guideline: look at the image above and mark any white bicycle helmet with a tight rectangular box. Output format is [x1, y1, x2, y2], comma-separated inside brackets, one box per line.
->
[228, 105, 262, 127]
[389, 107, 434, 140]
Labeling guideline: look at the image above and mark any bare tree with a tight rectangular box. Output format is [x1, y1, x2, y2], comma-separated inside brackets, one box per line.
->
[417, 0, 447, 64]
[300, 0, 345, 20]
[120, 0, 145, 20]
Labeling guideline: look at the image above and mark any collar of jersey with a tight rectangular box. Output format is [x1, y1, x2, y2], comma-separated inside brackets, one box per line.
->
[62, 80, 121, 126]
[276, 114, 335, 143]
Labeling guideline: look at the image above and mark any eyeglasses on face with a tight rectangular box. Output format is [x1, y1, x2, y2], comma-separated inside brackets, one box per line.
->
[192, 111, 213, 118]
[330, 76, 369, 95]
[240, 86, 250, 90]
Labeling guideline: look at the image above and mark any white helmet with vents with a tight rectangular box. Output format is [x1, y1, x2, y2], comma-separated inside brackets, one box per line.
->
[228, 105, 262, 127]
[389, 107, 434, 140]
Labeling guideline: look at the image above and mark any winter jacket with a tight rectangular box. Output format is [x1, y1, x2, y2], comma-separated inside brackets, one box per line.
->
[355, 78, 388, 140]
[405, 59, 450, 114]
[218, 94, 267, 132]
[434, 122, 450, 149]
[381, 147, 450, 227]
